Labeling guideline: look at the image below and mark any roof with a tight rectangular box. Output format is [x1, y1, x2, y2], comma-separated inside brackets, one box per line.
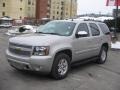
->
[76, 16, 114, 22]
[51, 19, 104, 24]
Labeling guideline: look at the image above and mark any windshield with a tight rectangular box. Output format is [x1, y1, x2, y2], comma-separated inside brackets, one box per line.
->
[37, 21, 76, 36]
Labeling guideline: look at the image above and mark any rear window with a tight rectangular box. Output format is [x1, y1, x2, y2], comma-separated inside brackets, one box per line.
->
[99, 24, 110, 35]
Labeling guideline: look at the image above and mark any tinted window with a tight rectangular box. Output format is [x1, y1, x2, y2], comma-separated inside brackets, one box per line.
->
[77, 23, 89, 36]
[89, 23, 100, 36]
[99, 24, 110, 35]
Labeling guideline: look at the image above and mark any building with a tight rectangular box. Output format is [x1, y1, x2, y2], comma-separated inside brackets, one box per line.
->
[36, 0, 49, 20]
[36, 0, 77, 20]
[0, 0, 36, 20]
[63, 0, 77, 19]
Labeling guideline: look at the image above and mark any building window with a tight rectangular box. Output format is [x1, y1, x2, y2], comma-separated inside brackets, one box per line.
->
[28, 0, 31, 5]
[3, 3, 5, 7]
[20, 8, 22, 11]
[57, 6, 59, 9]
[32, 2, 34, 5]
[61, 7, 64, 10]
[20, 16, 22, 19]
[2, 12, 5, 16]
[61, 1, 64, 5]
[47, 3, 50, 7]
[53, 16, 55, 19]
[46, 9, 49, 13]
[57, 11, 59, 14]
[47, 15, 50, 18]
[61, 12, 63, 15]
[20, 0, 22, 2]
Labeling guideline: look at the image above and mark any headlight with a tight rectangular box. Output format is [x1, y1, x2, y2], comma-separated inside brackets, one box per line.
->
[33, 46, 49, 56]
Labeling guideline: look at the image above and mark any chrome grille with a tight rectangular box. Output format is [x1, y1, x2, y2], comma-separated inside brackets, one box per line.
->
[9, 43, 32, 49]
[9, 43, 32, 57]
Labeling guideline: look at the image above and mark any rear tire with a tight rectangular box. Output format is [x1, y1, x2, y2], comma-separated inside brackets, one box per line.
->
[96, 46, 108, 64]
[51, 53, 71, 80]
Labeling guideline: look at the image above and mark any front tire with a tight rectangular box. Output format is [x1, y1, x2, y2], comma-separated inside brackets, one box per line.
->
[96, 46, 108, 64]
[51, 53, 71, 80]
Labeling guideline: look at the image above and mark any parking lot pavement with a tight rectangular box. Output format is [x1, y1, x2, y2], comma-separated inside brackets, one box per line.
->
[0, 28, 120, 90]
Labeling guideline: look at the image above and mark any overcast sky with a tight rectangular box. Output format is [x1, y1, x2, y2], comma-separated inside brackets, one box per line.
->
[77, 0, 115, 15]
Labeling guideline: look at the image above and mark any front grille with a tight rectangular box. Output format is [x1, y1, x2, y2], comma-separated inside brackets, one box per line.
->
[9, 43, 32, 49]
[9, 43, 32, 57]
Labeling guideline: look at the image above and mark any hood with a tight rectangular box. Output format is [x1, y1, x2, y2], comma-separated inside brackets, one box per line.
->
[9, 34, 67, 46]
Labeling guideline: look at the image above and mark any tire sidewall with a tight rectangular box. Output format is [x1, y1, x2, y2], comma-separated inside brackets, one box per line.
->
[99, 46, 107, 64]
[51, 53, 71, 80]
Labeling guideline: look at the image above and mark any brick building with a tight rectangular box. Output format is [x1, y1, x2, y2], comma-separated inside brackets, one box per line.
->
[36, 0, 77, 21]
[36, 0, 49, 20]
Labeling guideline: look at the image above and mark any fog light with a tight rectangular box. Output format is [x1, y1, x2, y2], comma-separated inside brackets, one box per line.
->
[34, 66, 42, 71]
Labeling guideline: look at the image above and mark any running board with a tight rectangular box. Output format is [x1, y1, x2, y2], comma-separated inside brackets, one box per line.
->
[71, 56, 99, 67]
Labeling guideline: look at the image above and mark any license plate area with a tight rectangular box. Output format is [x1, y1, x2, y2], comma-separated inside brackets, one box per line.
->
[8, 59, 30, 70]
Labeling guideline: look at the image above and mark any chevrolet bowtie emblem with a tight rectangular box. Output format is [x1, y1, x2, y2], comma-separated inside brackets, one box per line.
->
[15, 47, 22, 51]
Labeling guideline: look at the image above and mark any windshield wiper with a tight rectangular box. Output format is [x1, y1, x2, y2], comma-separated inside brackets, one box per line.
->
[36, 32, 62, 36]
[36, 32, 45, 33]
[46, 33, 61, 35]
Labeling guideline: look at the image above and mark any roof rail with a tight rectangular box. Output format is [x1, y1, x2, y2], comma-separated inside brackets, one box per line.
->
[83, 19, 103, 22]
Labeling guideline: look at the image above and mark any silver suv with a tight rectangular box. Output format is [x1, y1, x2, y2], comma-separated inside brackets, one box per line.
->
[6, 20, 111, 79]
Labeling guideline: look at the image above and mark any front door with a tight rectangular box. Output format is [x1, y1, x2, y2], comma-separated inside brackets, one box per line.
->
[72, 23, 93, 62]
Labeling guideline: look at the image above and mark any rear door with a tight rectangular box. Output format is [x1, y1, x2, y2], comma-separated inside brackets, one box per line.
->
[88, 23, 102, 56]
[98, 23, 111, 44]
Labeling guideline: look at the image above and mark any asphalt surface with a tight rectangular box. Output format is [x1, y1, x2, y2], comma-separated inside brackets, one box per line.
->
[0, 28, 120, 90]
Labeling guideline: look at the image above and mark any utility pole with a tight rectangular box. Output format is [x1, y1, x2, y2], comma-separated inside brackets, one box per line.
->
[70, 0, 72, 19]
[115, 0, 118, 39]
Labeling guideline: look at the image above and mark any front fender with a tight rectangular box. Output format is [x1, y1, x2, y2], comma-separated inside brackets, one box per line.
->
[50, 44, 72, 59]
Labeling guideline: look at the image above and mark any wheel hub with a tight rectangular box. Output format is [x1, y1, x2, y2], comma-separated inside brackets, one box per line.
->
[58, 59, 68, 75]
[101, 50, 106, 61]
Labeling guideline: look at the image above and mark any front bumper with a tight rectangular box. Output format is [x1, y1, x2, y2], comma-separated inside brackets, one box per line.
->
[6, 50, 54, 73]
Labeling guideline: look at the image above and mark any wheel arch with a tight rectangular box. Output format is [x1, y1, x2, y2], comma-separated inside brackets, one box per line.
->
[101, 43, 109, 51]
[54, 49, 72, 61]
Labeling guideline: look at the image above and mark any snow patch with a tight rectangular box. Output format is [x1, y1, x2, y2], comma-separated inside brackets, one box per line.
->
[111, 42, 120, 49]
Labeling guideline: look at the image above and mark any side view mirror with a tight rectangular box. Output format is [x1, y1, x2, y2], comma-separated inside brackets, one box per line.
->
[76, 31, 88, 38]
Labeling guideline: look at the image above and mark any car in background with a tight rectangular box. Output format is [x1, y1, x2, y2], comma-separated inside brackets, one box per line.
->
[5, 25, 36, 36]
[0, 23, 12, 28]
[0, 16, 13, 28]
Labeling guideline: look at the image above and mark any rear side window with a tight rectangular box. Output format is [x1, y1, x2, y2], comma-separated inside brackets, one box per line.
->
[99, 24, 110, 35]
[89, 23, 100, 36]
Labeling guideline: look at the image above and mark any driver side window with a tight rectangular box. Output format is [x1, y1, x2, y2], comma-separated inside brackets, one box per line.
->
[76, 23, 90, 37]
